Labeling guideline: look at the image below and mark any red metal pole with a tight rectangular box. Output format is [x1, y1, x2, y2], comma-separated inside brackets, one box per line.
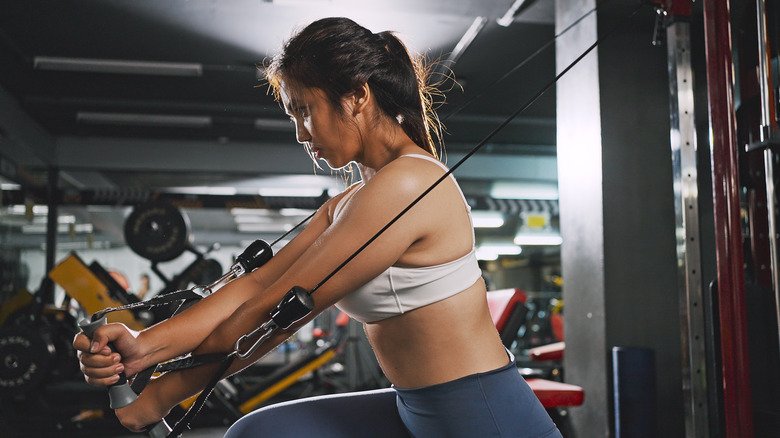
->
[702, 0, 754, 436]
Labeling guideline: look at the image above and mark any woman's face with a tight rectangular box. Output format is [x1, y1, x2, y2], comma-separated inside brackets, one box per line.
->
[280, 83, 357, 169]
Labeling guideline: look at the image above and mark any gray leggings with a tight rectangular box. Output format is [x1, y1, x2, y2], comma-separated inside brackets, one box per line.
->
[224, 388, 408, 438]
[224, 362, 561, 438]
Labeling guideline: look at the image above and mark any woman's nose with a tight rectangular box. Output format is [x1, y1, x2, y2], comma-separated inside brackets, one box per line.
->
[295, 124, 312, 144]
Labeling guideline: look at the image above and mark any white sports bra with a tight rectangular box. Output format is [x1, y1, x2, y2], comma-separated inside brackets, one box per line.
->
[334, 154, 482, 323]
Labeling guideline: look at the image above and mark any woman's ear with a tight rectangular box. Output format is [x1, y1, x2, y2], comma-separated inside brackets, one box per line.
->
[348, 82, 371, 116]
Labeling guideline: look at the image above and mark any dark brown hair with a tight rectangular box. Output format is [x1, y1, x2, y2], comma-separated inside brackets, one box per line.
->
[265, 17, 442, 158]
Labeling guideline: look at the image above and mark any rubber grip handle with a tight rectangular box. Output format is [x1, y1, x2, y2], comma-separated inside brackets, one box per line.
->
[148, 420, 173, 438]
[79, 317, 173, 437]
[78, 317, 134, 408]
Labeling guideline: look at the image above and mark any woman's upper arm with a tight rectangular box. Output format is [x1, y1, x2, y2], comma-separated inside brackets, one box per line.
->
[246, 196, 336, 288]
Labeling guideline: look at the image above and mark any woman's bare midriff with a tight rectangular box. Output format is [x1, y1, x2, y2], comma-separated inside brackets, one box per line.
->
[364, 280, 510, 389]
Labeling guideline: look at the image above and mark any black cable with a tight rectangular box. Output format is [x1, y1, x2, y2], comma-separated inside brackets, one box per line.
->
[167, 355, 237, 437]
[270, 210, 316, 246]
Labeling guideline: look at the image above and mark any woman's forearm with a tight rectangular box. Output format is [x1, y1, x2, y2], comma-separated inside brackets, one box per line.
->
[150, 291, 303, 410]
[150, 329, 293, 411]
[137, 272, 267, 369]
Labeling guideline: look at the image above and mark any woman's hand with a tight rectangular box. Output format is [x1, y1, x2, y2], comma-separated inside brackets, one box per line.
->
[114, 384, 171, 433]
[72, 323, 147, 386]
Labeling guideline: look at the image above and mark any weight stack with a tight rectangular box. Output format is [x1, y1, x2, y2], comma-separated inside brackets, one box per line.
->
[612, 346, 657, 438]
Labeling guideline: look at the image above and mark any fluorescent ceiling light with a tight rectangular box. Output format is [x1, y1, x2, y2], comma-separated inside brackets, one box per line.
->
[279, 208, 315, 216]
[32, 215, 76, 225]
[478, 244, 522, 255]
[33, 56, 203, 76]
[230, 208, 273, 216]
[491, 181, 559, 200]
[9, 205, 26, 214]
[446, 17, 487, 67]
[254, 118, 294, 131]
[233, 215, 274, 224]
[258, 187, 324, 197]
[475, 243, 522, 261]
[237, 223, 293, 233]
[10, 205, 49, 215]
[1, 183, 20, 190]
[22, 223, 94, 234]
[513, 233, 563, 246]
[471, 211, 505, 228]
[167, 186, 238, 196]
[475, 250, 499, 261]
[497, 0, 529, 27]
[77, 112, 212, 128]
[268, 0, 331, 4]
[45, 240, 111, 251]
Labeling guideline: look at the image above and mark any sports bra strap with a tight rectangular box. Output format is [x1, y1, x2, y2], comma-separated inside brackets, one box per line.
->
[399, 154, 472, 212]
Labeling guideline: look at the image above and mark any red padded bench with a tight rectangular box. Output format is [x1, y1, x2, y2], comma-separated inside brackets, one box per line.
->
[486, 289, 584, 408]
[525, 378, 585, 408]
[528, 341, 565, 362]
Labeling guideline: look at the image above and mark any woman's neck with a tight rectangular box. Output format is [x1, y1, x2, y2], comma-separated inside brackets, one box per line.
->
[357, 122, 427, 174]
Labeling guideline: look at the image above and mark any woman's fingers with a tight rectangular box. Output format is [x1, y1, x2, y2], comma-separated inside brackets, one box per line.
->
[79, 361, 124, 379]
[73, 333, 113, 354]
[78, 351, 122, 370]
[72, 332, 91, 352]
[85, 374, 121, 387]
[78, 350, 123, 385]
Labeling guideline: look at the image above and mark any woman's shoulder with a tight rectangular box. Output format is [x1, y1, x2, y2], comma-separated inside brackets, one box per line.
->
[370, 154, 448, 190]
[326, 180, 365, 222]
[331, 153, 452, 219]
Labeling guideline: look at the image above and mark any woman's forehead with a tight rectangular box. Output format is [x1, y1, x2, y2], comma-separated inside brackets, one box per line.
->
[280, 84, 325, 107]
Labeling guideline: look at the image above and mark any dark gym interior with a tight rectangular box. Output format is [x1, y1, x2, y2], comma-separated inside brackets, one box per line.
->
[1, 0, 778, 437]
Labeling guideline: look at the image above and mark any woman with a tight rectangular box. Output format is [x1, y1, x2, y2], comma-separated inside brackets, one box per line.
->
[74, 17, 561, 438]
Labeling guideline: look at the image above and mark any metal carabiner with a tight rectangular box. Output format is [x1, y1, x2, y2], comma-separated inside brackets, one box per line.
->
[234, 320, 277, 359]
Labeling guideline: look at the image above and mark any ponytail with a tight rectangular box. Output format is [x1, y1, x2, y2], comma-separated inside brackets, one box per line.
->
[372, 31, 442, 158]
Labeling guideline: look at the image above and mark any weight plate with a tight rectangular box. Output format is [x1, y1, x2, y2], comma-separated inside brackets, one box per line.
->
[124, 202, 190, 262]
[0, 327, 55, 395]
[199, 259, 224, 285]
[171, 258, 223, 291]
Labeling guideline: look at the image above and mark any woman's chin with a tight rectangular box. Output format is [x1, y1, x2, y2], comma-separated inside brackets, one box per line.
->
[323, 157, 350, 170]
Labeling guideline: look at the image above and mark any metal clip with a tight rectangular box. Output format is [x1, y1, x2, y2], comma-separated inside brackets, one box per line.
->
[234, 320, 277, 359]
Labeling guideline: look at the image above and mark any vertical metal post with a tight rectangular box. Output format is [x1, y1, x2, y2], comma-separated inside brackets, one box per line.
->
[43, 166, 58, 304]
[667, 20, 709, 438]
[756, 0, 780, 364]
[702, 0, 754, 434]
